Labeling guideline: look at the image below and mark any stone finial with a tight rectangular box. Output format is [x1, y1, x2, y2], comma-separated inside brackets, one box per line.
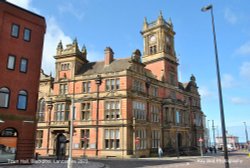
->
[81, 44, 87, 59]
[159, 10, 163, 18]
[168, 18, 173, 27]
[56, 40, 63, 55]
[73, 38, 78, 45]
[131, 49, 141, 63]
[190, 74, 196, 82]
[157, 10, 164, 25]
[72, 37, 80, 52]
[81, 44, 87, 54]
[142, 17, 148, 30]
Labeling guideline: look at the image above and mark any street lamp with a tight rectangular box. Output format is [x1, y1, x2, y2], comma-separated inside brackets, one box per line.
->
[243, 122, 249, 145]
[95, 75, 102, 157]
[175, 128, 179, 159]
[207, 120, 210, 147]
[212, 120, 216, 148]
[67, 98, 75, 168]
[201, 4, 229, 168]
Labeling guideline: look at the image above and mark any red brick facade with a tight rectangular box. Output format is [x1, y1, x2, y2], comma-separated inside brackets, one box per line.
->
[36, 13, 205, 158]
[0, 1, 46, 161]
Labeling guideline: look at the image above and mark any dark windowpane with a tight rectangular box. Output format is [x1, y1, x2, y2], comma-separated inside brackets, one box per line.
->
[20, 58, 28, 72]
[24, 28, 31, 41]
[116, 140, 120, 148]
[105, 140, 109, 148]
[17, 91, 27, 110]
[0, 88, 10, 108]
[11, 24, 19, 37]
[7, 56, 15, 70]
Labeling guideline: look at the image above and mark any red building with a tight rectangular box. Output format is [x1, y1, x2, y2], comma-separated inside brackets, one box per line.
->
[36, 12, 205, 158]
[0, 0, 46, 162]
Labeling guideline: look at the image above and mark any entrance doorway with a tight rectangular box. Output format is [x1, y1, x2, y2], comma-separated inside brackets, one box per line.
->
[56, 133, 67, 160]
[177, 133, 182, 148]
[0, 128, 18, 162]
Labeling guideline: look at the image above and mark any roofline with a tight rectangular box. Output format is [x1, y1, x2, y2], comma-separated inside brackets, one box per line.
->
[0, 0, 45, 20]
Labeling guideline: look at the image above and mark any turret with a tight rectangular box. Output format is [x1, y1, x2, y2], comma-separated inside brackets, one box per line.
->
[56, 40, 63, 55]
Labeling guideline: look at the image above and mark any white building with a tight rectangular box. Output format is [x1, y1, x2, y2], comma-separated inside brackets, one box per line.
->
[216, 135, 239, 150]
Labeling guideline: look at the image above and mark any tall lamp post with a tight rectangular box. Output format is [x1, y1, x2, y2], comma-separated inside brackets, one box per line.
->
[95, 75, 102, 157]
[207, 120, 210, 147]
[243, 122, 249, 145]
[67, 98, 75, 168]
[201, 4, 229, 168]
[212, 120, 216, 148]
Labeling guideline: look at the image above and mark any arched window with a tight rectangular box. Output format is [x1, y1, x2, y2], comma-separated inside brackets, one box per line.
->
[17, 90, 27, 110]
[37, 98, 45, 121]
[0, 87, 10, 108]
[0, 127, 18, 137]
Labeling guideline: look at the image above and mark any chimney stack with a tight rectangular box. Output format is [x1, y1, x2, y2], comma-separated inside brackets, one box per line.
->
[104, 47, 114, 65]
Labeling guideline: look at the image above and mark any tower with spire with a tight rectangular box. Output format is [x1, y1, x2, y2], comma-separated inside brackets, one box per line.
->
[141, 11, 178, 86]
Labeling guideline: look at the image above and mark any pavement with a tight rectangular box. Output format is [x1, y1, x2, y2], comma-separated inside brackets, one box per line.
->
[0, 151, 249, 168]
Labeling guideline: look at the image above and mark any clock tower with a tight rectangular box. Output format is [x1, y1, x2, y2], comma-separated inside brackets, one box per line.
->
[141, 12, 178, 85]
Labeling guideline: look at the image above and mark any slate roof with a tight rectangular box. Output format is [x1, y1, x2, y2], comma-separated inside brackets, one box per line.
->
[76, 58, 132, 76]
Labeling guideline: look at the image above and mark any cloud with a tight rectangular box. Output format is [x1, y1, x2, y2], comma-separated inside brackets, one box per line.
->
[58, 2, 85, 20]
[221, 74, 235, 88]
[240, 62, 250, 79]
[6, 1, 72, 76]
[42, 17, 72, 75]
[230, 97, 250, 105]
[236, 41, 250, 56]
[199, 86, 214, 98]
[7, 0, 40, 14]
[7, 0, 31, 9]
[224, 8, 237, 24]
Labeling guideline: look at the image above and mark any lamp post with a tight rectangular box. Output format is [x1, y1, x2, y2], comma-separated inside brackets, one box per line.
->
[67, 98, 75, 168]
[95, 75, 102, 157]
[46, 98, 53, 156]
[207, 120, 210, 147]
[201, 4, 229, 168]
[212, 120, 216, 148]
[176, 127, 179, 159]
[243, 122, 249, 145]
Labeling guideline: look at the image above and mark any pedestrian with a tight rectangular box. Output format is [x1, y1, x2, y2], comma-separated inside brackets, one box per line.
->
[209, 146, 213, 153]
[158, 146, 163, 158]
[248, 144, 250, 157]
[213, 146, 217, 154]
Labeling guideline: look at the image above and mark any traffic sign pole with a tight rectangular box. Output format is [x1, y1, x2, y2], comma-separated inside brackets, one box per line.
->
[135, 137, 140, 159]
[199, 138, 203, 157]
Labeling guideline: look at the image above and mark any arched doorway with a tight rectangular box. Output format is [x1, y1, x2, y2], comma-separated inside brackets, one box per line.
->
[0, 128, 18, 162]
[56, 133, 67, 160]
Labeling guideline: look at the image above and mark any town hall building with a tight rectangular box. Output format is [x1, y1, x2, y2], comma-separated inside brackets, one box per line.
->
[36, 12, 205, 158]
